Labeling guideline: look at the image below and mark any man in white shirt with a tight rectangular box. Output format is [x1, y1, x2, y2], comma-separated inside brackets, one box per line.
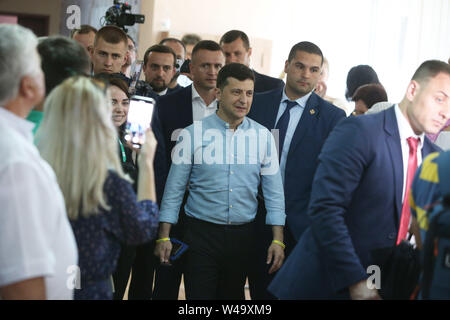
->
[269, 59, 450, 300]
[0, 24, 78, 300]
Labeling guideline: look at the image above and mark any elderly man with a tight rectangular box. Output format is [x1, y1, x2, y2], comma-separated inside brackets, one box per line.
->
[0, 24, 77, 300]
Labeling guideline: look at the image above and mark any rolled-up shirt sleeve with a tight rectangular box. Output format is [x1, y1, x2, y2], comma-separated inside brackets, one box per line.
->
[159, 128, 193, 225]
[260, 129, 286, 226]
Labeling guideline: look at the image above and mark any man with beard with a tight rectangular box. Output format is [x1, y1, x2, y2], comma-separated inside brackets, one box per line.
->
[143, 45, 177, 96]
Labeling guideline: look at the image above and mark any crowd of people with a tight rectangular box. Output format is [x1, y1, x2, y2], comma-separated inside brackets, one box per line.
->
[0, 22, 449, 300]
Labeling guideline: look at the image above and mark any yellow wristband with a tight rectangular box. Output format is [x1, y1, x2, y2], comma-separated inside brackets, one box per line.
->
[156, 237, 170, 243]
[272, 240, 285, 249]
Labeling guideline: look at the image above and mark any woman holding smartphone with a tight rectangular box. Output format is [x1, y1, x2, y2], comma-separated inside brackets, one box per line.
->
[36, 76, 159, 300]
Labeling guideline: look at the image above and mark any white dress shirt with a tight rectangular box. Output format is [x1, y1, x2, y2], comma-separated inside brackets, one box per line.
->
[0, 107, 78, 299]
[275, 89, 313, 183]
[394, 104, 425, 202]
[192, 85, 217, 121]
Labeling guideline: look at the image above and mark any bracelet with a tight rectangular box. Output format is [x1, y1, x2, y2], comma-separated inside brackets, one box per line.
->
[272, 240, 285, 249]
[156, 237, 170, 243]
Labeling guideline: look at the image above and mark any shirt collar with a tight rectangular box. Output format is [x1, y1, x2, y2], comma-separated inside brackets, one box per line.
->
[281, 87, 312, 108]
[192, 84, 217, 107]
[212, 112, 250, 131]
[394, 104, 425, 147]
[0, 107, 35, 141]
[156, 88, 168, 96]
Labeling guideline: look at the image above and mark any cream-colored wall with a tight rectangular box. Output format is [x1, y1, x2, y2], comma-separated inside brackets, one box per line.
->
[0, 0, 61, 35]
[138, 0, 279, 75]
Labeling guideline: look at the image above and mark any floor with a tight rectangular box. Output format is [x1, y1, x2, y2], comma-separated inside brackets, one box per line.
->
[123, 274, 251, 300]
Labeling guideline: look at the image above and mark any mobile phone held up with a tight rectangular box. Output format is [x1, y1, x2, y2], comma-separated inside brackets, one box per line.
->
[124, 95, 155, 149]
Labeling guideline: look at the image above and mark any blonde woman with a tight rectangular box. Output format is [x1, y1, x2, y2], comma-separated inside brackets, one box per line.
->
[36, 76, 159, 300]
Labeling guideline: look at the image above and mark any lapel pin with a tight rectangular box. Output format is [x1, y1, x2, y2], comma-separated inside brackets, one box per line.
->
[310, 109, 316, 115]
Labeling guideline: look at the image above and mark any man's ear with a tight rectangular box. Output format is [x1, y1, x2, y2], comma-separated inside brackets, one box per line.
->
[247, 47, 252, 59]
[284, 60, 289, 74]
[19, 75, 44, 106]
[88, 46, 94, 60]
[406, 80, 420, 102]
[215, 87, 221, 100]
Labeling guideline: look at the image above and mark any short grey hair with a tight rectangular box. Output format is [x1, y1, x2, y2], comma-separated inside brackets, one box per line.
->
[0, 24, 39, 105]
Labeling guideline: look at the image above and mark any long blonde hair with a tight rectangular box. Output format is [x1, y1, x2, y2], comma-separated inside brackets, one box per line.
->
[37, 76, 130, 220]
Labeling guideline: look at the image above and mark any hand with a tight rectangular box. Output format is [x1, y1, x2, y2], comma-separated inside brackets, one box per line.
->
[349, 280, 382, 300]
[315, 80, 327, 98]
[137, 129, 157, 164]
[154, 240, 172, 264]
[267, 243, 285, 274]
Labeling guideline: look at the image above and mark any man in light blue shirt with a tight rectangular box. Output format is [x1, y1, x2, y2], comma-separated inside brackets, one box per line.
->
[155, 63, 286, 299]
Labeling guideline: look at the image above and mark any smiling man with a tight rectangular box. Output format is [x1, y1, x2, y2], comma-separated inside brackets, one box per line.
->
[155, 63, 286, 300]
[90, 26, 128, 75]
[246, 41, 346, 299]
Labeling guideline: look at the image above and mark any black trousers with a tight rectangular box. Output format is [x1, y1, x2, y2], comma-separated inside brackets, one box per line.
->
[183, 216, 254, 300]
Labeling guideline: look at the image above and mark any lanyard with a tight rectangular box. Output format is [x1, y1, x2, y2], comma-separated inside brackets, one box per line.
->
[118, 139, 126, 163]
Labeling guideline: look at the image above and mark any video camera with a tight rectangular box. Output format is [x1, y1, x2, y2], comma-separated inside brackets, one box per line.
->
[104, 0, 145, 32]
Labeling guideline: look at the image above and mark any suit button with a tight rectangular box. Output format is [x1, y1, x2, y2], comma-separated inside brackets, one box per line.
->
[388, 232, 396, 240]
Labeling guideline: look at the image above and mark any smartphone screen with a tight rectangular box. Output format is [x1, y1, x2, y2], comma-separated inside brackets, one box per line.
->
[124, 95, 155, 148]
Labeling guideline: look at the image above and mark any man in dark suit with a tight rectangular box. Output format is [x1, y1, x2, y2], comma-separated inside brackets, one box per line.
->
[159, 37, 187, 94]
[131, 40, 225, 300]
[268, 60, 450, 299]
[220, 30, 284, 93]
[247, 41, 346, 299]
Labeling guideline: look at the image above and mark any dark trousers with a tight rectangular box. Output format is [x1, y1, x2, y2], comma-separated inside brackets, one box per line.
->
[183, 216, 254, 300]
[112, 244, 136, 300]
[127, 241, 158, 300]
[129, 215, 187, 300]
[247, 205, 296, 300]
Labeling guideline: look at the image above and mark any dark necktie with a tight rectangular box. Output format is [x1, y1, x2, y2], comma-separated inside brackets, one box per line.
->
[396, 137, 420, 245]
[275, 100, 297, 159]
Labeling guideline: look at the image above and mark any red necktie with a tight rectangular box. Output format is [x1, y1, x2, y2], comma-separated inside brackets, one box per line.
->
[396, 137, 419, 245]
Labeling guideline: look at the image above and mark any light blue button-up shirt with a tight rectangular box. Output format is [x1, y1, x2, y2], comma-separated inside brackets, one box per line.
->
[275, 89, 312, 183]
[160, 113, 286, 226]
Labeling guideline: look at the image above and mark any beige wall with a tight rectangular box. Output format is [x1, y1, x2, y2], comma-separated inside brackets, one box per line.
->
[138, 0, 279, 75]
[0, 0, 61, 35]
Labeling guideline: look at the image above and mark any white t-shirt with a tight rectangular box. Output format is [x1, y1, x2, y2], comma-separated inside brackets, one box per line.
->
[191, 85, 217, 122]
[0, 107, 78, 299]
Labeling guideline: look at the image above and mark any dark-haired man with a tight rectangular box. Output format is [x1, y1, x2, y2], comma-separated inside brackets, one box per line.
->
[247, 41, 346, 299]
[269, 60, 449, 299]
[220, 30, 284, 93]
[90, 26, 128, 75]
[159, 37, 186, 93]
[71, 24, 97, 54]
[155, 63, 285, 299]
[27, 36, 90, 134]
[127, 40, 226, 300]
[143, 44, 177, 95]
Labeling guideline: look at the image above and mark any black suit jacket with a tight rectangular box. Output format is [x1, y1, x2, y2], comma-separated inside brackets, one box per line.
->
[253, 70, 284, 93]
[152, 85, 193, 204]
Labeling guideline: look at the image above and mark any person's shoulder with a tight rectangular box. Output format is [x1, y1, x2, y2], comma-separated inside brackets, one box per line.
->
[254, 70, 284, 83]
[158, 85, 191, 104]
[253, 87, 283, 105]
[311, 92, 345, 116]
[245, 116, 268, 131]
